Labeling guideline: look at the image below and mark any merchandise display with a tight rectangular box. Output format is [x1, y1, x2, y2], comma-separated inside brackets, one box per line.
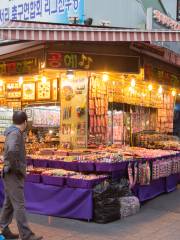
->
[26, 166, 109, 189]
[133, 132, 180, 150]
[0, 108, 13, 135]
[26, 147, 180, 189]
[88, 76, 108, 146]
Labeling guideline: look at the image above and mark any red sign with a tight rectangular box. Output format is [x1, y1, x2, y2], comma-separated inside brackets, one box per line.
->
[153, 9, 180, 30]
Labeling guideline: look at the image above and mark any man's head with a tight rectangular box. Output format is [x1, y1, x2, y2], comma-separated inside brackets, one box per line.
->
[13, 111, 28, 132]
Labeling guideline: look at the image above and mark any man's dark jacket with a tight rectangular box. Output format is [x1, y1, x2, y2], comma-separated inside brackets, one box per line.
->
[3, 125, 26, 177]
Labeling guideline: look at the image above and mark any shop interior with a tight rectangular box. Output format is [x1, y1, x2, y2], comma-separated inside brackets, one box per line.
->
[0, 67, 179, 152]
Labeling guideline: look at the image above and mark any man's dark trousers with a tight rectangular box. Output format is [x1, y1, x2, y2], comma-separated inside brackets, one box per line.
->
[0, 172, 33, 240]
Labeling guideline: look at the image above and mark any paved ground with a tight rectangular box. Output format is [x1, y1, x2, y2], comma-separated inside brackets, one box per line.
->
[9, 188, 180, 240]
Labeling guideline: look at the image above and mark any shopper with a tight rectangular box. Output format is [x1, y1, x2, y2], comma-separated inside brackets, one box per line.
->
[0, 111, 43, 240]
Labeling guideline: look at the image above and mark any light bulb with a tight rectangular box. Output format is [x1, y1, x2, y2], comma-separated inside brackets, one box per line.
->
[131, 78, 136, 88]
[102, 73, 109, 82]
[158, 86, 163, 94]
[0, 80, 3, 87]
[172, 90, 176, 97]
[41, 76, 47, 84]
[148, 84, 153, 91]
[67, 70, 74, 80]
[34, 75, 39, 81]
[41, 62, 45, 69]
[18, 76, 23, 85]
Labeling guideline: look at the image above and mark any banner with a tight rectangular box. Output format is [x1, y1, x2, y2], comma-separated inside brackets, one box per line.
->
[0, 0, 84, 25]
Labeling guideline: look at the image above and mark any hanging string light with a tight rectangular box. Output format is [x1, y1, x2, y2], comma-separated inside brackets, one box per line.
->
[131, 78, 136, 88]
[158, 85, 163, 95]
[0, 80, 4, 87]
[102, 73, 109, 82]
[148, 84, 153, 92]
[66, 70, 74, 80]
[172, 90, 176, 97]
[34, 75, 39, 82]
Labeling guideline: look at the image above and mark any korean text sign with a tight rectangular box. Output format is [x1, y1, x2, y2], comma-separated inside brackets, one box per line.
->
[0, 0, 84, 25]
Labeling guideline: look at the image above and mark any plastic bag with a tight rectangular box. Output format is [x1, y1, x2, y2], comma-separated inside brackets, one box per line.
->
[94, 197, 120, 223]
[119, 196, 140, 219]
[93, 179, 131, 201]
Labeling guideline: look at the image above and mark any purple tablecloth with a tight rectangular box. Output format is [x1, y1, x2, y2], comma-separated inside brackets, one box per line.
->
[165, 174, 178, 193]
[133, 174, 178, 202]
[0, 180, 93, 220]
[133, 178, 166, 202]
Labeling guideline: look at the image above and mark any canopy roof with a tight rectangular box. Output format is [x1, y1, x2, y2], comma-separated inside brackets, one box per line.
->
[0, 21, 179, 42]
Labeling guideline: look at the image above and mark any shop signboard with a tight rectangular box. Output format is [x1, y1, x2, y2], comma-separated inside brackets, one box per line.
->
[0, 58, 38, 76]
[147, 7, 180, 30]
[46, 52, 140, 73]
[0, 0, 84, 25]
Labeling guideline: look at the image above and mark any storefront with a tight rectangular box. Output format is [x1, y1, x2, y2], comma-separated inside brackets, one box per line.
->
[0, 30, 179, 222]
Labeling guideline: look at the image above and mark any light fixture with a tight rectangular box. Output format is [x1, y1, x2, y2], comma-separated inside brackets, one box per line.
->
[49, 130, 53, 134]
[41, 62, 45, 69]
[42, 76, 47, 84]
[158, 85, 163, 94]
[172, 90, 176, 97]
[66, 70, 74, 80]
[18, 76, 23, 85]
[34, 75, 39, 81]
[0, 80, 3, 87]
[102, 73, 109, 82]
[131, 78, 136, 88]
[148, 84, 153, 92]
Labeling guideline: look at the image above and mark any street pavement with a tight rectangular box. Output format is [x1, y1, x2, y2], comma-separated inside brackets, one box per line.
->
[9, 187, 180, 240]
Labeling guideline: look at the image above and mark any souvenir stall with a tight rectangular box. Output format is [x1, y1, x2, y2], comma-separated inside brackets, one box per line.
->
[0, 41, 179, 221]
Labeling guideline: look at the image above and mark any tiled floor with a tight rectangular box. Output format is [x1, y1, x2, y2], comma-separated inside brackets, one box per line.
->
[9, 188, 180, 240]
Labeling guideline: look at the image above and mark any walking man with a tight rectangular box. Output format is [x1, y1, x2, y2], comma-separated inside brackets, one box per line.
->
[0, 111, 43, 240]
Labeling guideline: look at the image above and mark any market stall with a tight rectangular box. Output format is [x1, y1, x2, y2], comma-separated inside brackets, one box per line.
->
[0, 41, 179, 222]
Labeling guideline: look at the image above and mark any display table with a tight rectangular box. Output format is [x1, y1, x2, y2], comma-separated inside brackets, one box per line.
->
[0, 179, 93, 220]
[133, 174, 179, 202]
[0, 174, 178, 220]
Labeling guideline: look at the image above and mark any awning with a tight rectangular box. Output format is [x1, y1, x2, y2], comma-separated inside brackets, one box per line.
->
[0, 20, 179, 42]
[0, 41, 45, 60]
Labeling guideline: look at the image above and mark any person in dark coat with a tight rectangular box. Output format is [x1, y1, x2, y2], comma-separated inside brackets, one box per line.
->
[0, 111, 43, 240]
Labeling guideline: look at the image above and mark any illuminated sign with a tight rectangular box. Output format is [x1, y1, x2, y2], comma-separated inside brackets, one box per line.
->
[0, 58, 38, 75]
[153, 9, 180, 30]
[46, 52, 140, 73]
[0, 0, 84, 25]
